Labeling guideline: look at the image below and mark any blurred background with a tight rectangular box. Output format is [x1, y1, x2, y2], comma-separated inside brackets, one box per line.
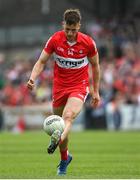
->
[0, 0, 140, 133]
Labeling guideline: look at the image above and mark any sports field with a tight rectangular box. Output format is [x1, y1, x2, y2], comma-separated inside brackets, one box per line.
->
[0, 130, 140, 179]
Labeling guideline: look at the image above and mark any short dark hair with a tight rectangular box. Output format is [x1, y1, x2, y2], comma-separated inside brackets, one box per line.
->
[63, 9, 81, 25]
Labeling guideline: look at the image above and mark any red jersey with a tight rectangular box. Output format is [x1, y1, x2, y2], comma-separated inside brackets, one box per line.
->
[44, 30, 97, 90]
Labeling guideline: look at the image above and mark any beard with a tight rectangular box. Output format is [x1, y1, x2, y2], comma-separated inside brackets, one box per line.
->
[67, 36, 75, 42]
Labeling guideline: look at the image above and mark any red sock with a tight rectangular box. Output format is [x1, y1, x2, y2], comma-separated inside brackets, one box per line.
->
[59, 138, 63, 145]
[60, 148, 68, 160]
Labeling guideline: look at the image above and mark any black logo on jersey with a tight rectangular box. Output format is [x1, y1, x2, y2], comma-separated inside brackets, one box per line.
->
[56, 58, 84, 68]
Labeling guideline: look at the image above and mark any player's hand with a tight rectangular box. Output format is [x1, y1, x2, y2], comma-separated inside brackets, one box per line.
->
[91, 91, 100, 108]
[27, 79, 35, 90]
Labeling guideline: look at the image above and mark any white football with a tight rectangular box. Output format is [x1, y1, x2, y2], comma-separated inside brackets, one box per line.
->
[43, 115, 65, 136]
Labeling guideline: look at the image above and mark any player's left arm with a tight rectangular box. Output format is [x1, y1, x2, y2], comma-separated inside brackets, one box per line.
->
[88, 53, 101, 108]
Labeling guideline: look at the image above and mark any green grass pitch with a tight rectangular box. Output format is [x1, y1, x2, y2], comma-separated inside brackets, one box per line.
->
[0, 130, 140, 178]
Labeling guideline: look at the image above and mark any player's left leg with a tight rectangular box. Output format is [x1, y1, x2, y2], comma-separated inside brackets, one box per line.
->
[53, 106, 69, 158]
[53, 106, 71, 172]
[61, 97, 84, 142]
[47, 105, 72, 175]
[48, 97, 84, 175]
[57, 97, 84, 175]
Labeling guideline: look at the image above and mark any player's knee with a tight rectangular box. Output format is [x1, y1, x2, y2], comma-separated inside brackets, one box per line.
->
[63, 110, 76, 122]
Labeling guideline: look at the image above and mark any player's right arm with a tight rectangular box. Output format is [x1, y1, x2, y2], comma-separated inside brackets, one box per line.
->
[27, 50, 51, 90]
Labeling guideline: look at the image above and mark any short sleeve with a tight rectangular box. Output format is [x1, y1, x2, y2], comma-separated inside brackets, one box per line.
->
[44, 36, 55, 54]
[87, 37, 98, 58]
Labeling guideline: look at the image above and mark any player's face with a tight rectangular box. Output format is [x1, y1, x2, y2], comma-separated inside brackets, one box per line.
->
[63, 22, 80, 42]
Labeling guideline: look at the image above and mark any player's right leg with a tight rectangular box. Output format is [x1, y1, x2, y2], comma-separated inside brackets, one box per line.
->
[53, 106, 69, 152]
[47, 90, 69, 154]
[49, 97, 84, 154]
[47, 106, 64, 154]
